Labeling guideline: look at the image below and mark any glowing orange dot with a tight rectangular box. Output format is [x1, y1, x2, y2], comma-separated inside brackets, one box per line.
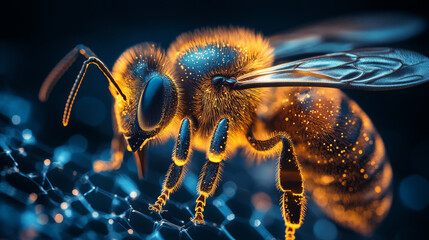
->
[374, 186, 382, 194]
[72, 189, 79, 196]
[60, 202, 68, 210]
[44, 159, 51, 166]
[128, 229, 134, 234]
[54, 213, 63, 223]
[29, 193, 38, 202]
[251, 192, 272, 212]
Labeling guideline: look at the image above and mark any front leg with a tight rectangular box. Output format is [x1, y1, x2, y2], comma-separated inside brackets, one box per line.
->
[193, 118, 228, 224]
[93, 110, 126, 173]
[149, 118, 192, 212]
[248, 133, 304, 240]
[93, 134, 125, 172]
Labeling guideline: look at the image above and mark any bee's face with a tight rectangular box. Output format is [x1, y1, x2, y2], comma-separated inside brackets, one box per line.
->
[111, 43, 179, 151]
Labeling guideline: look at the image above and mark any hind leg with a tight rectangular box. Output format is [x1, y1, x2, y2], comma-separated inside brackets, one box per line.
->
[247, 133, 305, 240]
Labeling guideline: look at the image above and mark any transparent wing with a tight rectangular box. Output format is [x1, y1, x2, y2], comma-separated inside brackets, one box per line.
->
[270, 13, 425, 59]
[234, 48, 429, 90]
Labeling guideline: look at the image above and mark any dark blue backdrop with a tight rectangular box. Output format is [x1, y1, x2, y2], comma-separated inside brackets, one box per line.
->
[1, 0, 429, 239]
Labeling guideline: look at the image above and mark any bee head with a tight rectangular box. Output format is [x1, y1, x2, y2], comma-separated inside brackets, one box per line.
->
[112, 43, 180, 152]
[111, 43, 180, 177]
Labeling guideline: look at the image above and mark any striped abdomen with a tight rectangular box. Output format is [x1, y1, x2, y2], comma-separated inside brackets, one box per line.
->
[258, 87, 392, 235]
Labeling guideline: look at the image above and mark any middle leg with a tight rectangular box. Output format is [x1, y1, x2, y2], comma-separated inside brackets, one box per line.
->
[149, 118, 192, 212]
[193, 118, 229, 224]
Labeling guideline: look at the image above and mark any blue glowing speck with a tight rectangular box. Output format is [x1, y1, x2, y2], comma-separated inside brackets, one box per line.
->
[11, 115, 21, 125]
[64, 209, 72, 217]
[399, 174, 429, 211]
[68, 134, 88, 153]
[223, 181, 237, 198]
[53, 146, 72, 165]
[22, 129, 32, 140]
[227, 213, 235, 221]
[147, 230, 164, 240]
[21, 210, 39, 229]
[116, 174, 139, 197]
[313, 218, 338, 240]
[22, 129, 35, 144]
[0, 92, 31, 124]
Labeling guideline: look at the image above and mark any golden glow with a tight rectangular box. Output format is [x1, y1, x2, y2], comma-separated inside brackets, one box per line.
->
[60, 26, 394, 239]
[172, 156, 187, 166]
[168, 27, 274, 150]
[206, 152, 224, 163]
[93, 152, 123, 172]
[248, 86, 393, 236]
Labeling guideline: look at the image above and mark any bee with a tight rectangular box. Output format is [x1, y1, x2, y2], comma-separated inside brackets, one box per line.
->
[39, 13, 429, 240]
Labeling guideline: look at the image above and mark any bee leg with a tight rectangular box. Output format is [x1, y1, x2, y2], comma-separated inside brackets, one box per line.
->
[149, 119, 192, 213]
[93, 110, 126, 172]
[93, 132, 126, 172]
[278, 137, 304, 240]
[247, 133, 304, 240]
[193, 118, 228, 224]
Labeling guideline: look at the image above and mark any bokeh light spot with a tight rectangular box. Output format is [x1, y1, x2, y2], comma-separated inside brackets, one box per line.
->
[44, 159, 51, 166]
[72, 189, 79, 196]
[53, 146, 72, 165]
[22, 129, 32, 140]
[223, 181, 237, 197]
[54, 213, 63, 223]
[68, 134, 88, 153]
[399, 174, 429, 210]
[11, 115, 21, 125]
[313, 218, 338, 240]
[251, 192, 272, 212]
[227, 213, 235, 221]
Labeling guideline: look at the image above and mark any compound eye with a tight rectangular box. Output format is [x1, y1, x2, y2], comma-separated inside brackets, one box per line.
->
[138, 76, 169, 130]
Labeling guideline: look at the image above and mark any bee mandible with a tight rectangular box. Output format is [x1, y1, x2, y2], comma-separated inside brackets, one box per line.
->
[39, 13, 429, 240]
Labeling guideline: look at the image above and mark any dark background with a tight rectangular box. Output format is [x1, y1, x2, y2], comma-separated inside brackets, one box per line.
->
[1, 0, 429, 239]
